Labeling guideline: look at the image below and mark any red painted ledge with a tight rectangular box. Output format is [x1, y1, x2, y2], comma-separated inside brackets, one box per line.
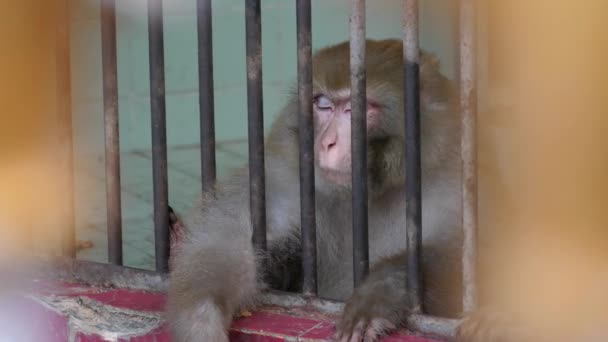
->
[0, 280, 442, 342]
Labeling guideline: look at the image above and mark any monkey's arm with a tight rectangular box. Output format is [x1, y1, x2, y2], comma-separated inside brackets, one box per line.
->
[165, 177, 267, 342]
[167, 227, 260, 342]
[166, 194, 303, 342]
[336, 253, 409, 342]
[168, 231, 303, 342]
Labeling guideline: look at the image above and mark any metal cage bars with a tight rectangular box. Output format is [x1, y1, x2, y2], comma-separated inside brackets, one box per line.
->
[198, 0, 217, 194]
[147, 0, 170, 273]
[97, 0, 477, 337]
[296, 0, 317, 296]
[350, 0, 370, 288]
[101, 0, 123, 266]
[403, 0, 423, 313]
[245, 0, 268, 254]
[459, 0, 479, 314]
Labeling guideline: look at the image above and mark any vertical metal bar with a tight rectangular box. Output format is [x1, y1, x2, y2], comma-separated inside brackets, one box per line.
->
[296, 0, 317, 296]
[350, 0, 369, 287]
[101, 0, 123, 265]
[403, 0, 423, 312]
[460, 0, 478, 313]
[197, 0, 216, 193]
[245, 0, 267, 252]
[148, 0, 170, 272]
[56, 0, 76, 258]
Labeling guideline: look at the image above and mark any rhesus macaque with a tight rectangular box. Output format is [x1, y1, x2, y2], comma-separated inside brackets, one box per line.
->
[168, 39, 464, 342]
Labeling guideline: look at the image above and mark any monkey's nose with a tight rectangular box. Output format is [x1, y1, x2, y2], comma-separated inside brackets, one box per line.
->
[319, 143, 343, 172]
[321, 134, 337, 153]
[323, 141, 336, 152]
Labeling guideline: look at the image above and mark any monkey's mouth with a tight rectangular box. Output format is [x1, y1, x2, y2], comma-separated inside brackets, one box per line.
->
[319, 168, 351, 186]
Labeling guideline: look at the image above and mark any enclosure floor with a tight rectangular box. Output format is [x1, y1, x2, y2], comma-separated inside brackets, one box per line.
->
[1, 279, 444, 342]
[75, 140, 248, 270]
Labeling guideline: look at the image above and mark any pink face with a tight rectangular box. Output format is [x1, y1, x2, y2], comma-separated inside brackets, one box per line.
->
[314, 91, 381, 186]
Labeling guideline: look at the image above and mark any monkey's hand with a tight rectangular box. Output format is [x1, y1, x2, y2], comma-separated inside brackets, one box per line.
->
[456, 308, 537, 342]
[335, 255, 408, 342]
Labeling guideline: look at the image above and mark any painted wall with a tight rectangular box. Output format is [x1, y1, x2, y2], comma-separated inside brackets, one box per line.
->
[70, 0, 457, 155]
[67, 0, 457, 267]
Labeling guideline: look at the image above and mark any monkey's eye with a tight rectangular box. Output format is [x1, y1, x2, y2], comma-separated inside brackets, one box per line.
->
[314, 95, 333, 111]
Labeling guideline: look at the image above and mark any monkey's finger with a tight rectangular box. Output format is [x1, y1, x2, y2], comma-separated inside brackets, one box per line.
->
[346, 320, 366, 342]
[332, 323, 344, 340]
[363, 318, 396, 342]
[334, 318, 353, 341]
[346, 331, 363, 342]
[333, 325, 347, 342]
[337, 324, 358, 342]
[339, 330, 353, 342]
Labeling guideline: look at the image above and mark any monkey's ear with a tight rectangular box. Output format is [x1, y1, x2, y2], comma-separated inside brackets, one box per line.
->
[419, 52, 451, 111]
[420, 52, 440, 74]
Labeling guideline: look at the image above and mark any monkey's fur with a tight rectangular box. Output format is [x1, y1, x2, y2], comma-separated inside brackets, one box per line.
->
[167, 39, 463, 342]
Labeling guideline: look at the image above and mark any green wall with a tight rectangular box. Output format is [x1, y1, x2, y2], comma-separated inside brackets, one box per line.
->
[70, 0, 457, 156]
[69, 0, 457, 268]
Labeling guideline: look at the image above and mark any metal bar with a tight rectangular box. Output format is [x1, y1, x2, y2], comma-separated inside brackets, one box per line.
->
[350, 0, 369, 287]
[296, 0, 317, 296]
[56, 0, 76, 258]
[148, 0, 170, 272]
[460, 0, 478, 313]
[101, 0, 123, 266]
[197, 0, 217, 193]
[245, 0, 267, 252]
[403, 0, 423, 312]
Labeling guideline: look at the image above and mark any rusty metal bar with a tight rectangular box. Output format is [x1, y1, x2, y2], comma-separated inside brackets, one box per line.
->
[296, 0, 317, 296]
[350, 0, 369, 287]
[403, 0, 423, 312]
[56, 0, 76, 258]
[148, 0, 170, 272]
[245, 0, 267, 252]
[460, 0, 478, 313]
[101, 0, 123, 266]
[197, 0, 217, 193]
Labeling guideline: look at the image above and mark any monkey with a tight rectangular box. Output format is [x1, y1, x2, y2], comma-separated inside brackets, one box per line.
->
[167, 39, 464, 342]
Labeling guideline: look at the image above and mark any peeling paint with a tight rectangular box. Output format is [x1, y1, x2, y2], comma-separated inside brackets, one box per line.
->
[30, 295, 162, 342]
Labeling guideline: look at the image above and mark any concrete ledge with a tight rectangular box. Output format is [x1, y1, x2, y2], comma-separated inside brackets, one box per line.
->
[0, 279, 442, 341]
[0, 257, 445, 341]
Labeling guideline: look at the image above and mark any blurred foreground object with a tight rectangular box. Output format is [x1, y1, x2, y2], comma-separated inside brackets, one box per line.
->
[475, 0, 608, 340]
[0, 0, 75, 264]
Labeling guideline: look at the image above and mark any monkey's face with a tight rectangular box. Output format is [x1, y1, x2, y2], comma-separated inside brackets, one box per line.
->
[308, 39, 416, 194]
[313, 90, 383, 188]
